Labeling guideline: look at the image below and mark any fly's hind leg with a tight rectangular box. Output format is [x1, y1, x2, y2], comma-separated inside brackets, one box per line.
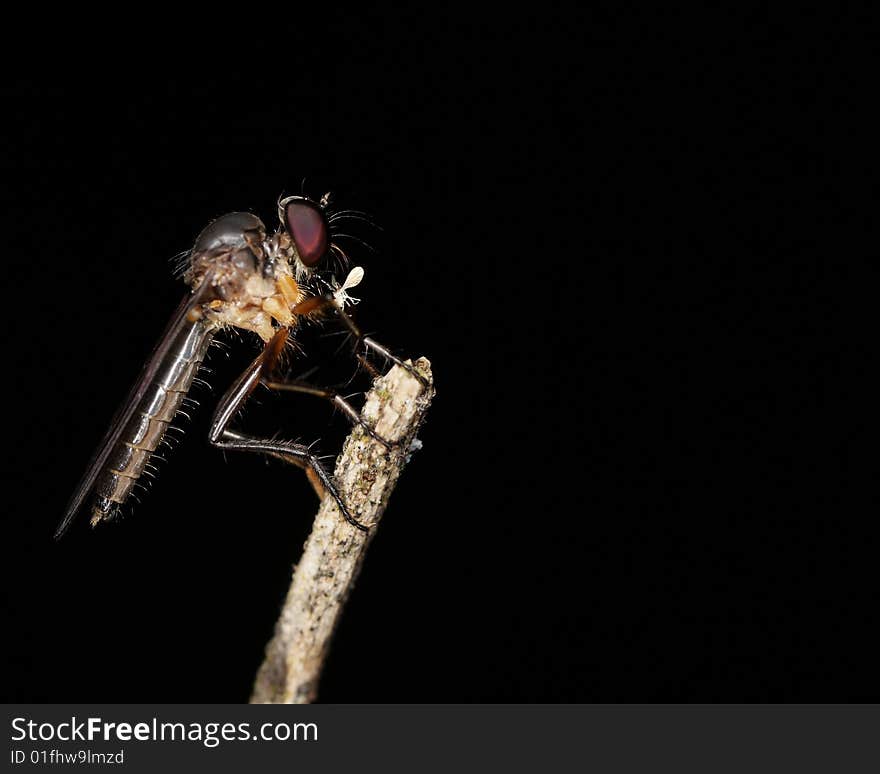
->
[208, 329, 369, 532]
[212, 430, 367, 532]
[275, 451, 330, 501]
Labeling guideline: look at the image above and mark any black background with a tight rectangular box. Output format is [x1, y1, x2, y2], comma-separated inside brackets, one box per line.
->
[2, 13, 866, 702]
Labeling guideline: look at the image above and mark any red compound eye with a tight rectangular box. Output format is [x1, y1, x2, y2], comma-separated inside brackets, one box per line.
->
[284, 199, 328, 267]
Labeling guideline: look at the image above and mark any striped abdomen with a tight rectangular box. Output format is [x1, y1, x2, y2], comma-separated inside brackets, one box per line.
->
[91, 318, 214, 521]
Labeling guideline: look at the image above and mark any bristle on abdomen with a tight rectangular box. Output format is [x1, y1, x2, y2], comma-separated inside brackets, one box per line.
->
[91, 319, 214, 523]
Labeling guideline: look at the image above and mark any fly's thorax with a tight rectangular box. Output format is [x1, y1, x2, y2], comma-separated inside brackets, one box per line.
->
[185, 214, 305, 341]
[203, 267, 304, 342]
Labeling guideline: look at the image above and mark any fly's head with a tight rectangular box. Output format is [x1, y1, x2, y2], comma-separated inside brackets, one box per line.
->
[184, 195, 363, 341]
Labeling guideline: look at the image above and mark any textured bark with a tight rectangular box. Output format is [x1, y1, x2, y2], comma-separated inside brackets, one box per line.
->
[250, 357, 434, 703]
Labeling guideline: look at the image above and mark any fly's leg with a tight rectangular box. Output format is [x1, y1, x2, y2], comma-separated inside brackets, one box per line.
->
[293, 295, 429, 387]
[213, 430, 367, 532]
[270, 450, 330, 501]
[208, 329, 369, 532]
[260, 378, 394, 449]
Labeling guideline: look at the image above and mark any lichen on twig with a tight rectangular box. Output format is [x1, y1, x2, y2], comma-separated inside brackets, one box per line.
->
[250, 357, 434, 704]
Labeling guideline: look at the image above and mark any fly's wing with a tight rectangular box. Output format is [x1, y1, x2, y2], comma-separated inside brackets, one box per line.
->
[54, 286, 210, 539]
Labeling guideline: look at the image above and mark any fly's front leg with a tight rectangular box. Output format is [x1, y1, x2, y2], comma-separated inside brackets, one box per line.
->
[292, 295, 429, 387]
[208, 329, 368, 532]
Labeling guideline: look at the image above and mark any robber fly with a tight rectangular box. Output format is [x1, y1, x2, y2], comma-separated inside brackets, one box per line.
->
[55, 193, 422, 539]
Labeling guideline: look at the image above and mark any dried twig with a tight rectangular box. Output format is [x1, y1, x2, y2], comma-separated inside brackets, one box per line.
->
[250, 357, 434, 703]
